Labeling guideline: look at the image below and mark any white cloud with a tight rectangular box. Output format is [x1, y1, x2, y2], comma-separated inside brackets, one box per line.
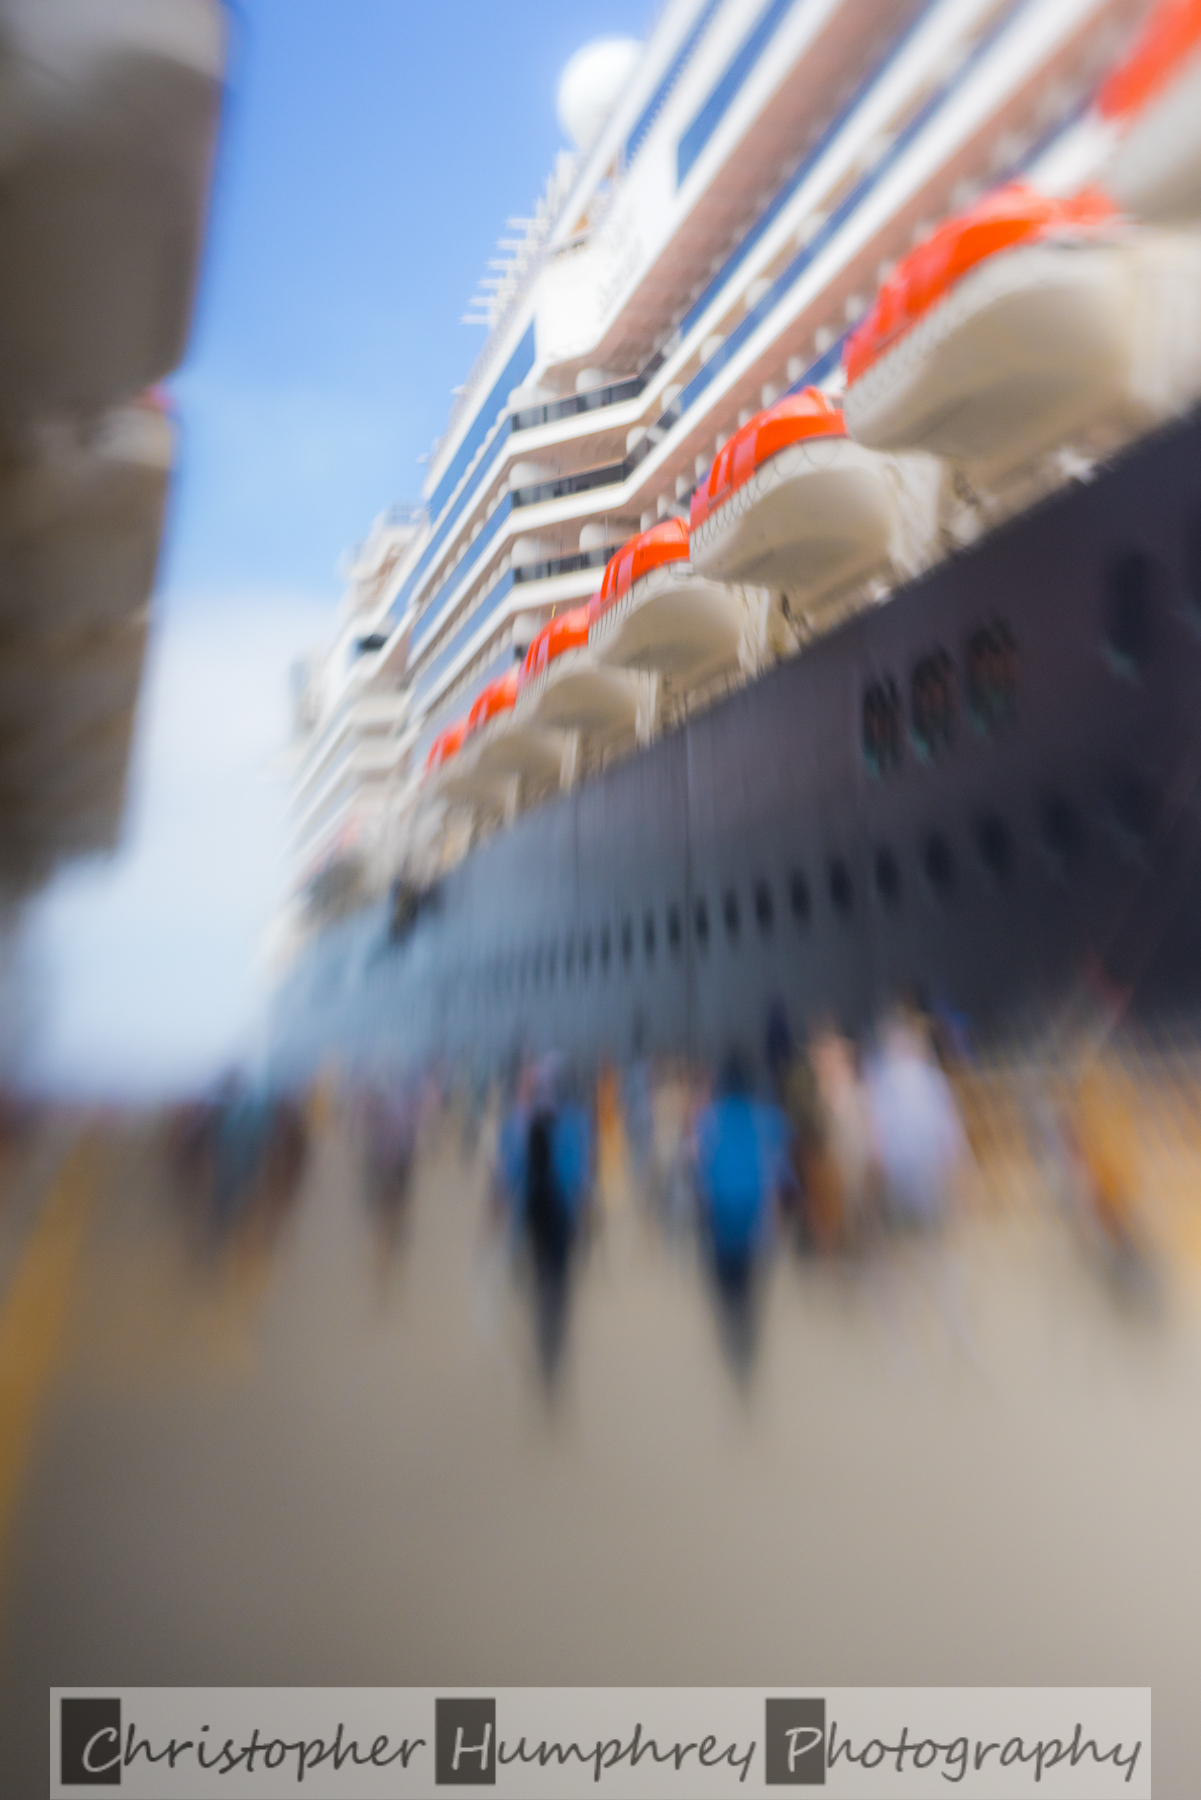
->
[18, 587, 337, 1099]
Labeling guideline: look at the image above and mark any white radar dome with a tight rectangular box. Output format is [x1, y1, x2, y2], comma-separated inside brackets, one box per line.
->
[556, 38, 642, 152]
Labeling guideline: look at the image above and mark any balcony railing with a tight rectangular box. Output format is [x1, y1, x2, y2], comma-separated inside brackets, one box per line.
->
[511, 462, 627, 508]
[512, 376, 643, 432]
[512, 546, 612, 585]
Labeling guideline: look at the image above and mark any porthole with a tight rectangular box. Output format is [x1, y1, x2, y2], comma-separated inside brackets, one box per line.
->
[644, 910, 656, 958]
[667, 903, 682, 951]
[753, 879, 773, 932]
[1104, 550, 1158, 676]
[911, 649, 956, 761]
[694, 897, 710, 947]
[875, 846, 901, 908]
[966, 622, 1018, 735]
[788, 870, 811, 925]
[1042, 796, 1085, 874]
[723, 889, 741, 938]
[829, 859, 853, 918]
[923, 832, 955, 896]
[862, 676, 903, 776]
[976, 812, 1014, 883]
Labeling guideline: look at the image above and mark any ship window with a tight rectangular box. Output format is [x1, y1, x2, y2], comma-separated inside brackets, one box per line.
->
[788, 869, 811, 925]
[723, 888, 740, 938]
[875, 846, 901, 908]
[600, 923, 612, 970]
[694, 897, 710, 947]
[923, 832, 955, 896]
[753, 879, 773, 933]
[862, 677, 903, 776]
[829, 859, 853, 918]
[1043, 796, 1085, 873]
[644, 910, 656, 958]
[911, 650, 956, 760]
[1104, 550, 1158, 676]
[621, 917, 633, 963]
[667, 903, 682, 951]
[976, 812, 1013, 883]
[966, 622, 1017, 735]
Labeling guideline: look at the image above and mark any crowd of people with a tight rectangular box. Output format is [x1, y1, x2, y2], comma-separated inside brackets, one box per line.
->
[152, 997, 1162, 1376]
[487, 1002, 972, 1380]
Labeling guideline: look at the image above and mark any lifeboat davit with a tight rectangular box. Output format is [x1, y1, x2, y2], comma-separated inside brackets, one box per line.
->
[515, 604, 640, 739]
[587, 518, 742, 683]
[842, 184, 1134, 476]
[1101, 0, 1201, 223]
[688, 388, 899, 605]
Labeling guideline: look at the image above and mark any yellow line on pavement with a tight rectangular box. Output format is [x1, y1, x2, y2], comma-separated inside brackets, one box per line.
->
[0, 1131, 98, 1574]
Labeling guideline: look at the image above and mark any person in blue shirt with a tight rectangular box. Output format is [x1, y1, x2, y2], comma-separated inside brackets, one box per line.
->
[694, 1051, 791, 1372]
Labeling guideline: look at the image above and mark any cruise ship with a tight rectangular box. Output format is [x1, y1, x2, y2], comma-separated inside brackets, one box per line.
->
[277, 0, 1201, 1080]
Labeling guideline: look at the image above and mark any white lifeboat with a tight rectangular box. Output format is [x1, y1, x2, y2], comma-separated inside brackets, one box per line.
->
[842, 184, 1136, 478]
[587, 518, 743, 684]
[514, 604, 640, 741]
[0, 0, 225, 418]
[688, 388, 899, 606]
[1101, 0, 1201, 224]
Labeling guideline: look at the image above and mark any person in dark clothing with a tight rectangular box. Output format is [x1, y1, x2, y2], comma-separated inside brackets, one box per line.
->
[525, 1106, 573, 1381]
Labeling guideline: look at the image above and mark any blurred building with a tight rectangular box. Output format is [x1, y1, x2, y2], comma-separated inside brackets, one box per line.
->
[0, 0, 225, 900]
[286, 0, 1154, 951]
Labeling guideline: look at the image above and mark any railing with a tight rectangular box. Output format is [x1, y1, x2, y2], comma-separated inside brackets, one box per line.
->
[513, 547, 612, 585]
[513, 376, 643, 432]
[511, 462, 628, 508]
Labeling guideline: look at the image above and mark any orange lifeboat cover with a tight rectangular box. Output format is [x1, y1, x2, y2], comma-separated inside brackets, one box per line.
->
[466, 667, 520, 737]
[588, 518, 690, 628]
[425, 718, 467, 774]
[1098, 0, 1201, 122]
[690, 388, 845, 531]
[518, 605, 590, 689]
[844, 183, 1117, 385]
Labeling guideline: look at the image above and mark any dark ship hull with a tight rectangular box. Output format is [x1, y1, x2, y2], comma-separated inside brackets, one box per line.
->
[272, 408, 1201, 1083]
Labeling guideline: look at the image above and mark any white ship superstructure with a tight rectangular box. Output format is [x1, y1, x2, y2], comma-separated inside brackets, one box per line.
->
[289, 0, 1165, 940]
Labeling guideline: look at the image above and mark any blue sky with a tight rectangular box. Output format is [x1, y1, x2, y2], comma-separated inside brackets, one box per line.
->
[21, 0, 651, 1095]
